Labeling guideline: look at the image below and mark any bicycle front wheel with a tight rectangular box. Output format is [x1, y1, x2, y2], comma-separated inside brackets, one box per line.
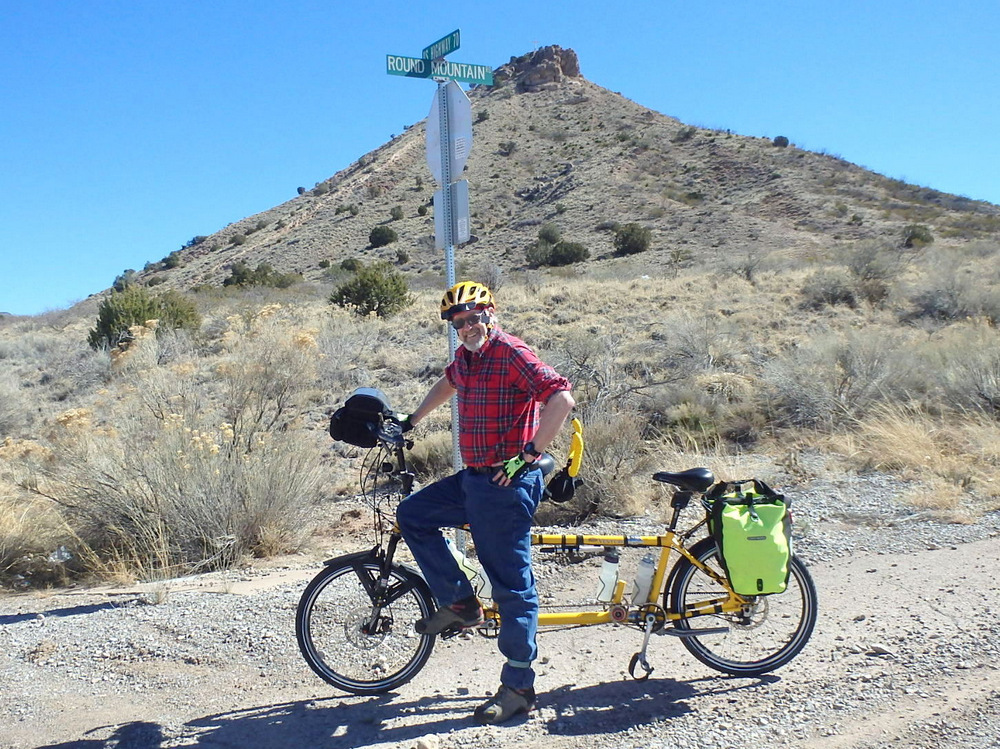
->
[667, 537, 817, 676]
[296, 556, 435, 694]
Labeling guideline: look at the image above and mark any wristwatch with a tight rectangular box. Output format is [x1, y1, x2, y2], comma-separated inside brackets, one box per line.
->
[523, 441, 541, 460]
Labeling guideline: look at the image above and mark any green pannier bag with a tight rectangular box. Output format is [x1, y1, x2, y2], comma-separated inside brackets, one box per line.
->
[704, 479, 792, 596]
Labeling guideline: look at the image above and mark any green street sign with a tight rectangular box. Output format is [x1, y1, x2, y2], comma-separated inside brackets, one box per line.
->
[386, 54, 493, 86]
[422, 29, 460, 60]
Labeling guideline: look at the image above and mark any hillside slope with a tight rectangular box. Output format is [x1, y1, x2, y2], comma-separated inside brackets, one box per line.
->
[126, 46, 999, 294]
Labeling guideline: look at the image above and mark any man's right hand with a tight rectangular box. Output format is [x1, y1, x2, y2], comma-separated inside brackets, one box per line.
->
[396, 413, 414, 433]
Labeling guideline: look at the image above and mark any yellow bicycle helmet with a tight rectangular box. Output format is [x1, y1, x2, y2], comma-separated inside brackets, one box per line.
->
[440, 281, 495, 320]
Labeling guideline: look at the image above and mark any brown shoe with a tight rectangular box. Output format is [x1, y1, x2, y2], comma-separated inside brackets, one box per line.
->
[473, 685, 535, 725]
[414, 596, 483, 635]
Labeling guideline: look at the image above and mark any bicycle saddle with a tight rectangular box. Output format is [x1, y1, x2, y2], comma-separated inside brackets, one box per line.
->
[652, 467, 715, 492]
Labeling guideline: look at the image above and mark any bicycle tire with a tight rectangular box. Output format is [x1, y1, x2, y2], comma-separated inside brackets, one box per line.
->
[296, 556, 435, 694]
[667, 537, 817, 676]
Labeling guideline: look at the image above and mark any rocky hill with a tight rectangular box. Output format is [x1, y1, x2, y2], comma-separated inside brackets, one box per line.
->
[124, 46, 999, 294]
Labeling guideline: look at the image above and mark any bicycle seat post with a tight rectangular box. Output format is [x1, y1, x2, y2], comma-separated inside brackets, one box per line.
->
[667, 490, 693, 531]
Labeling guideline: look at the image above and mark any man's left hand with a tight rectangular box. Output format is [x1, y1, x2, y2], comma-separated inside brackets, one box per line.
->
[492, 452, 535, 487]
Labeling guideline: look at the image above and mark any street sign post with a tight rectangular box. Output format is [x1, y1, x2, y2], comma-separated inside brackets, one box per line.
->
[434, 179, 470, 249]
[385, 30, 493, 497]
[422, 29, 460, 60]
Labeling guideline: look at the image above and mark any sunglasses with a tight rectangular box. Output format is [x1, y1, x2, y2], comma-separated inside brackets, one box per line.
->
[450, 310, 487, 330]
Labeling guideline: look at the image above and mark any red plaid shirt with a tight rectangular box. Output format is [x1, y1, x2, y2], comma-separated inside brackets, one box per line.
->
[445, 327, 571, 467]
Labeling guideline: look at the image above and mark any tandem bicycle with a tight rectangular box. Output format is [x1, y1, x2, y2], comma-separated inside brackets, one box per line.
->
[296, 407, 818, 695]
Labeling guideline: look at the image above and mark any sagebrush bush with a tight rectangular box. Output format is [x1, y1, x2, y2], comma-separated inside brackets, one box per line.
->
[902, 224, 934, 248]
[223, 261, 302, 289]
[20, 317, 325, 579]
[761, 330, 904, 428]
[369, 225, 398, 248]
[800, 269, 858, 309]
[331, 261, 413, 317]
[87, 286, 201, 350]
[390, 205, 404, 221]
[0, 379, 28, 437]
[548, 241, 589, 266]
[613, 223, 652, 255]
[538, 223, 562, 244]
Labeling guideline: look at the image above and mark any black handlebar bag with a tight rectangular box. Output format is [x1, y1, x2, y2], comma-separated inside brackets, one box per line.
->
[329, 388, 393, 448]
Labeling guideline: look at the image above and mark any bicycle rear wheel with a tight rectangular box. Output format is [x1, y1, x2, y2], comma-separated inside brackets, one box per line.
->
[667, 537, 817, 676]
[296, 556, 435, 694]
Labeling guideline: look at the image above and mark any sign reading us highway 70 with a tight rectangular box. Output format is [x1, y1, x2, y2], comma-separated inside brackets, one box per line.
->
[422, 29, 460, 60]
[385, 55, 494, 86]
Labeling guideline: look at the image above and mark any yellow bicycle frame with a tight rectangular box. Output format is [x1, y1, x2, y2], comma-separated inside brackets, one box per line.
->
[527, 532, 748, 627]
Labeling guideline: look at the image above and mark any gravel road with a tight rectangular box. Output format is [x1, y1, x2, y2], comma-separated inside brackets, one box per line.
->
[2, 469, 999, 749]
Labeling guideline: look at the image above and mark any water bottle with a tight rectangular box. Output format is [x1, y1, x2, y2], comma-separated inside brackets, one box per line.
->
[595, 548, 620, 603]
[631, 552, 657, 605]
[445, 537, 493, 599]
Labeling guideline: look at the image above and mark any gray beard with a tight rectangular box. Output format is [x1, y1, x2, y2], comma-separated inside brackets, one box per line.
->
[461, 337, 485, 353]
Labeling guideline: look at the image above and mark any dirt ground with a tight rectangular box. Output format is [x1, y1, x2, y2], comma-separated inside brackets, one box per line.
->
[2, 524, 999, 749]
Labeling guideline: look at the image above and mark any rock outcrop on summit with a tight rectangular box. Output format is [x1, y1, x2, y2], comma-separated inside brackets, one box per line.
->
[494, 45, 582, 92]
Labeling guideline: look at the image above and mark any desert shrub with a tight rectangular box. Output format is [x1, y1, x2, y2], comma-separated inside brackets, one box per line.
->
[87, 286, 201, 350]
[369, 225, 398, 248]
[404, 430, 454, 480]
[902, 224, 934, 248]
[390, 205, 404, 221]
[318, 259, 331, 269]
[903, 259, 978, 323]
[231, 234, 247, 246]
[23, 327, 323, 578]
[146, 276, 167, 287]
[476, 263, 505, 295]
[0, 485, 78, 588]
[112, 269, 138, 292]
[526, 239, 555, 267]
[555, 400, 658, 520]
[672, 126, 696, 143]
[548, 241, 589, 266]
[773, 135, 790, 148]
[341, 257, 364, 272]
[538, 223, 562, 245]
[395, 249, 410, 264]
[761, 331, 903, 428]
[331, 261, 412, 318]
[498, 141, 517, 156]
[162, 251, 183, 269]
[222, 261, 301, 289]
[0, 379, 29, 437]
[917, 323, 1000, 414]
[417, 204, 428, 216]
[800, 269, 858, 309]
[613, 223, 652, 255]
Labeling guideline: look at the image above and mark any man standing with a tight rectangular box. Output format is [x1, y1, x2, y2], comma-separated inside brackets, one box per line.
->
[396, 281, 575, 724]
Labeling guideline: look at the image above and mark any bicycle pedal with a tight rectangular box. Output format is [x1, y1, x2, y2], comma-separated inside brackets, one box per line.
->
[438, 624, 465, 640]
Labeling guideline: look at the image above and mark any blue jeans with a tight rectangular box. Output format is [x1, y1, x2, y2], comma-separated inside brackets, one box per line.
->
[396, 468, 543, 691]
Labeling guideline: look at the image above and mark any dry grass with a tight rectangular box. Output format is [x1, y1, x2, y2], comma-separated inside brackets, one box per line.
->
[6, 247, 1000, 585]
[827, 403, 1000, 517]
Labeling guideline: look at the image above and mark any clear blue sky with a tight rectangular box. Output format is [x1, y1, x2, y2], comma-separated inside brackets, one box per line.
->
[2, 0, 998, 316]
